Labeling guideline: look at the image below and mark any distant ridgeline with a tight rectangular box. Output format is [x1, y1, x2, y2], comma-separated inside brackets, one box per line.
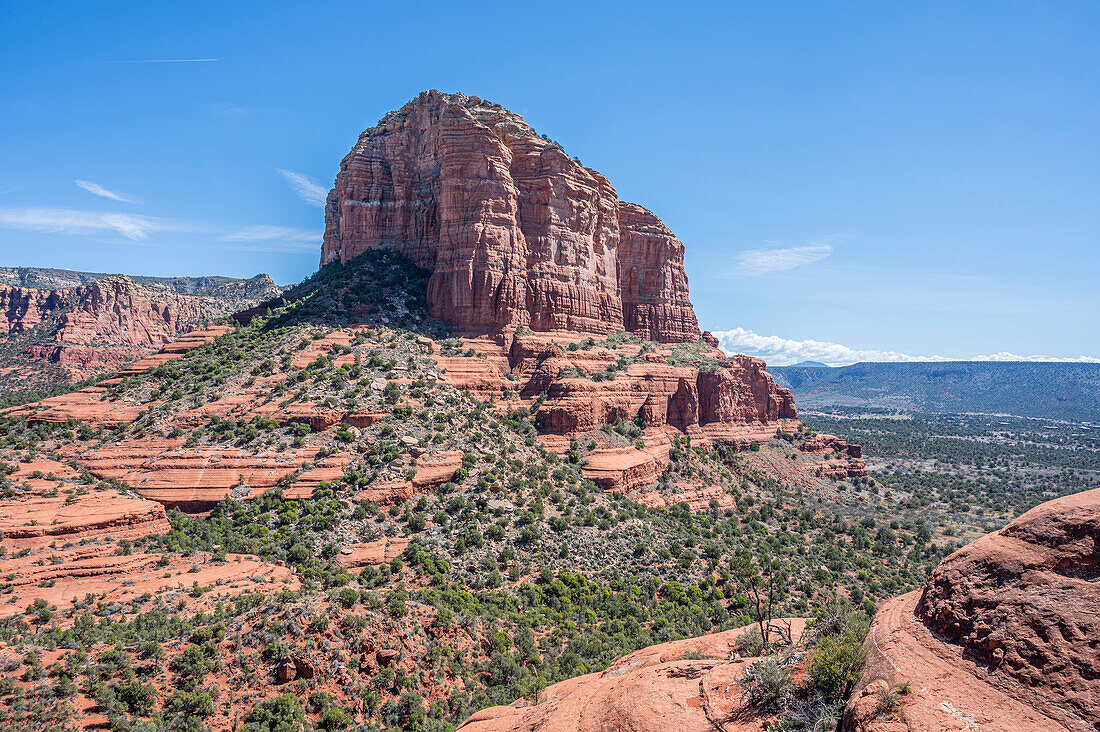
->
[770, 361, 1100, 422]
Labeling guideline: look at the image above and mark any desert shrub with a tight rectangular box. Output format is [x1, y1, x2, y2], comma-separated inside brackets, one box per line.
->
[875, 685, 900, 715]
[740, 656, 792, 711]
[807, 625, 868, 701]
[115, 681, 155, 716]
[244, 693, 307, 731]
[737, 626, 765, 656]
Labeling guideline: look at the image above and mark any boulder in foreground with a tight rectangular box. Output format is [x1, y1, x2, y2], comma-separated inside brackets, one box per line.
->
[845, 487, 1100, 731]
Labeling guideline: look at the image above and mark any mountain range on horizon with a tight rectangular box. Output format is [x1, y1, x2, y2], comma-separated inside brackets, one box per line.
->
[772, 360, 1100, 422]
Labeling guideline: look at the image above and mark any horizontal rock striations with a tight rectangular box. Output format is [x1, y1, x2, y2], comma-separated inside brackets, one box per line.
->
[322, 90, 701, 343]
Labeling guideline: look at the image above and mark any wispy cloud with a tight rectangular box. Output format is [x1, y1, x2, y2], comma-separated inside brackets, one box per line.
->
[210, 103, 248, 120]
[222, 225, 321, 252]
[0, 207, 160, 241]
[731, 242, 834, 276]
[0, 203, 320, 252]
[74, 179, 134, 203]
[103, 58, 219, 64]
[276, 169, 327, 207]
[712, 327, 1100, 367]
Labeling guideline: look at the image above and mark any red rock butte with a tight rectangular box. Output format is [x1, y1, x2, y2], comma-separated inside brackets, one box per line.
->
[322, 90, 701, 343]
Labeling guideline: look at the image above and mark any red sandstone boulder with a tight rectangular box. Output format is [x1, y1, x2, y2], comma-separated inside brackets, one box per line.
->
[457, 620, 805, 732]
[292, 656, 315, 680]
[276, 660, 295, 684]
[844, 488, 1100, 731]
[915, 488, 1099, 724]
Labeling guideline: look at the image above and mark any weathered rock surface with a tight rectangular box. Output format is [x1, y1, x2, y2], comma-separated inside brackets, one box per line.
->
[322, 90, 700, 343]
[432, 331, 800, 492]
[844, 488, 1100, 731]
[458, 619, 805, 732]
[5, 325, 232, 427]
[336, 537, 411, 568]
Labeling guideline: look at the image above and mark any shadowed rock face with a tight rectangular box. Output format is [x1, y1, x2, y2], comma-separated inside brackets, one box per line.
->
[322, 90, 701, 343]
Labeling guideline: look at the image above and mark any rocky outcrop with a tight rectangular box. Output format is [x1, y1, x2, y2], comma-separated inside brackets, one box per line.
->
[458, 620, 805, 732]
[7, 326, 233, 427]
[0, 275, 277, 343]
[915, 488, 1099, 724]
[322, 90, 700, 343]
[515, 341, 798, 440]
[0, 458, 297, 619]
[844, 488, 1100, 731]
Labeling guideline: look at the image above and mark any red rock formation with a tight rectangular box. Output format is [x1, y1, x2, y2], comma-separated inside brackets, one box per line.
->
[799, 433, 863, 459]
[0, 286, 65, 333]
[0, 275, 276, 386]
[458, 619, 806, 732]
[915, 488, 1099, 724]
[0, 458, 297, 619]
[7, 326, 232, 427]
[430, 332, 803, 493]
[844, 488, 1100, 731]
[355, 450, 464, 507]
[522, 347, 797, 440]
[322, 90, 700, 343]
[336, 537, 411, 569]
[1, 277, 230, 346]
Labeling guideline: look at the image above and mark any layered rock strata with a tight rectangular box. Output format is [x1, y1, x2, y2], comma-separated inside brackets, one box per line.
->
[322, 90, 700, 343]
[0, 274, 278, 386]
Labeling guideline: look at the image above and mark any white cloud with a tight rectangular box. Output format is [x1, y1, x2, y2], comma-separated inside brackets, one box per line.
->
[210, 103, 248, 120]
[0, 207, 159, 241]
[104, 58, 219, 64]
[731, 243, 834, 276]
[74, 180, 134, 203]
[276, 169, 327, 207]
[222, 225, 321, 252]
[712, 327, 1100, 367]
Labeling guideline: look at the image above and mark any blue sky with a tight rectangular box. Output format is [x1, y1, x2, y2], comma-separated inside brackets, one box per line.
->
[1, 1, 1097, 364]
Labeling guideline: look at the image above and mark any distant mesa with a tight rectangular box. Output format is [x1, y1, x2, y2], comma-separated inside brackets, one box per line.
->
[322, 90, 700, 343]
[0, 268, 279, 398]
[787, 360, 829, 368]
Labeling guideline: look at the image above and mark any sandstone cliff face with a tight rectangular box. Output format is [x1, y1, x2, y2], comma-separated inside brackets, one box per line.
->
[0, 286, 65, 334]
[322, 90, 700, 343]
